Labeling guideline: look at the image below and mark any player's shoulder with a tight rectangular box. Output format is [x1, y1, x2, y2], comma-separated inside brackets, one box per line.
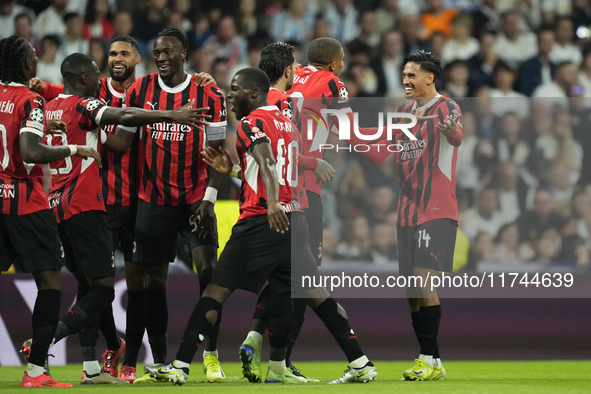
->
[7, 84, 43, 105]
[202, 82, 225, 98]
[435, 95, 462, 117]
[130, 73, 157, 88]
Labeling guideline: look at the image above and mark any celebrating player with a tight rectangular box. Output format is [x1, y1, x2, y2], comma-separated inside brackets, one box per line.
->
[43, 52, 209, 385]
[237, 42, 335, 382]
[145, 68, 376, 386]
[338, 50, 461, 380]
[116, 28, 227, 383]
[29, 34, 217, 382]
[0, 35, 99, 388]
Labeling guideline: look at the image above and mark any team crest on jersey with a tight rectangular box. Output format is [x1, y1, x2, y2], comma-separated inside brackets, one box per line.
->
[338, 86, 349, 103]
[282, 108, 293, 120]
[59, 245, 65, 259]
[317, 245, 323, 259]
[86, 100, 101, 111]
[29, 108, 44, 123]
[111, 254, 115, 268]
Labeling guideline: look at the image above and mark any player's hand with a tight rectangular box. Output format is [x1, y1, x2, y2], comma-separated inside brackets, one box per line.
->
[170, 99, 211, 128]
[45, 119, 66, 135]
[192, 201, 216, 238]
[436, 114, 458, 137]
[75, 146, 102, 168]
[313, 158, 335, 183]
[28, 77, 46, 91]
[201, 146, 233, 175]
[402, 108, 438, 124]
[267, 202, 289, 234]
[193, 72, 216, 87]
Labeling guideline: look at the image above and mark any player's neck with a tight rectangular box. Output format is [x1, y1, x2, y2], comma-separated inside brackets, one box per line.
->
[250, 99, 269, 114]
[62, 85, 84, 97]
[308, 63, 332, 73]
[271, 81, 286, 93]
[414, 88, 439, 106]
[160, 69, 186, 88]
[110, 74, 134, 91]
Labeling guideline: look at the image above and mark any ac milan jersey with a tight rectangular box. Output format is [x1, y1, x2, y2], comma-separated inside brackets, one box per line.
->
[98, 77, 139, 207]
[45, 94, 107, 223]
[126, 72, 227, 206]
[393, 95, 463, 227]
[236, 106, 300, 221]
[268, 87, 309, 209]
[287, 66, 351, 196]
[0, 83, 50, 215]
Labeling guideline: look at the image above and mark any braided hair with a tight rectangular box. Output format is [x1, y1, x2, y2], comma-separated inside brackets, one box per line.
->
[156, 28, 189, 63]
[0, 35, 31, 84]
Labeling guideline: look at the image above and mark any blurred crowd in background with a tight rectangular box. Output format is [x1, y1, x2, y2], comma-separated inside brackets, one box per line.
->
[4, 0, 591, 269]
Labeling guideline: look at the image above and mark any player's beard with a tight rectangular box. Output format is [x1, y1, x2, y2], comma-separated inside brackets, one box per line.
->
[109, 64, 134, 82]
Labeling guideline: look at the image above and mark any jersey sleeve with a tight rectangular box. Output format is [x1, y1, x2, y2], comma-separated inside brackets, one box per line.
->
[74, 97, 108, 130]
[36, 83, 64, 102]
[327, 78, 352, 112]
[19, 94, 46, 138]
[236, 117, 270, 153]
[204, 85, 227, 141]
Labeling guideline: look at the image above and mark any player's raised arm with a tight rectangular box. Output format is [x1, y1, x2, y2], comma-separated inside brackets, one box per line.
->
[99, 99, 211, 128]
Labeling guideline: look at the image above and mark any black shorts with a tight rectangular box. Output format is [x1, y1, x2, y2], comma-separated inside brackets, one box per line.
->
[106, 203, 136, 262]
[305, 191, 323, 266]
[210, 212, 319, 295]
[59, 210, 115, 278]
[0, 210, 64, 273]
[397, 219, 458, 277]
[133, 199, 218, 264]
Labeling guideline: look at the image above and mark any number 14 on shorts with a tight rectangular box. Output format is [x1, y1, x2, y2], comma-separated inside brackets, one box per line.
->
[416, 229, 431, 248]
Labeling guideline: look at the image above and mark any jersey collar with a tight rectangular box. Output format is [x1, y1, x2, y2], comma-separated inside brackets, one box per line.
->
[6, 82, 26, 88]
[107, 78, 125, 99]
[57, 93, 73, 98]
[158, 72, 191, 94]
[258, 105, 279, 112]
[411, 94, 442, 112]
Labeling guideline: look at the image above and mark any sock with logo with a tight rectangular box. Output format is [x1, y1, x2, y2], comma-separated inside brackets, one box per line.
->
[53, 286, 114, 344]
[122, 290, 145, 367]
[175, 297, 222, 364]
[418, 305, 441, 358]
[145, 289, 168, 363]
[99, 305, 120, 351]
[249, 284, 271, 337]
[29, 289, 61, 368]
[285, 298, 307, 365]
[313, 298, 365, 363]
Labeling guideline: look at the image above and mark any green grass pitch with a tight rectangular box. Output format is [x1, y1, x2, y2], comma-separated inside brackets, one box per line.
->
[1, 361, 590, 393]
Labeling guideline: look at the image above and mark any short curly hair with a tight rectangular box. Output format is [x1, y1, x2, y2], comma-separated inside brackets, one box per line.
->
[403, 50, 442, 80]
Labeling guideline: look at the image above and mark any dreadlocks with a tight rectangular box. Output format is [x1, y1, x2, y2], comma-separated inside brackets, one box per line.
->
[0, 35, 30, 84]
[156, 28, 189, 63]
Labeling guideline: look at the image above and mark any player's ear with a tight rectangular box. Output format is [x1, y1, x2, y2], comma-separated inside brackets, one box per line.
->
[427, 72, 434, 85]
[284, 65, 290, 80]
[181, 49, 187, 63]
[328, 61, 335, 72]
[135, 53, 141, 65]
[251, 86, 260, 99]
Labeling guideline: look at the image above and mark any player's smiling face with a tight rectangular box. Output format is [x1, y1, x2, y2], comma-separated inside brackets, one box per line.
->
[227, 74, 252, 120]
[108, 41, 139, 82]
[402, 62, 433, 98]
[153, 36, 186, 79]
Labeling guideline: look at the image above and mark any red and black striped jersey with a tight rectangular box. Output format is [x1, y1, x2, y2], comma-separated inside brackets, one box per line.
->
[126, 72, 227, 206]
[45, 94, 107, 223]
[393, 95, 463, 227]
[0, 83, 50, 215]
[98, 77, 139, 207]
[268, 87, 310, 209]
[287, 66, 351, 196]
[236, 106, 299, 221]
